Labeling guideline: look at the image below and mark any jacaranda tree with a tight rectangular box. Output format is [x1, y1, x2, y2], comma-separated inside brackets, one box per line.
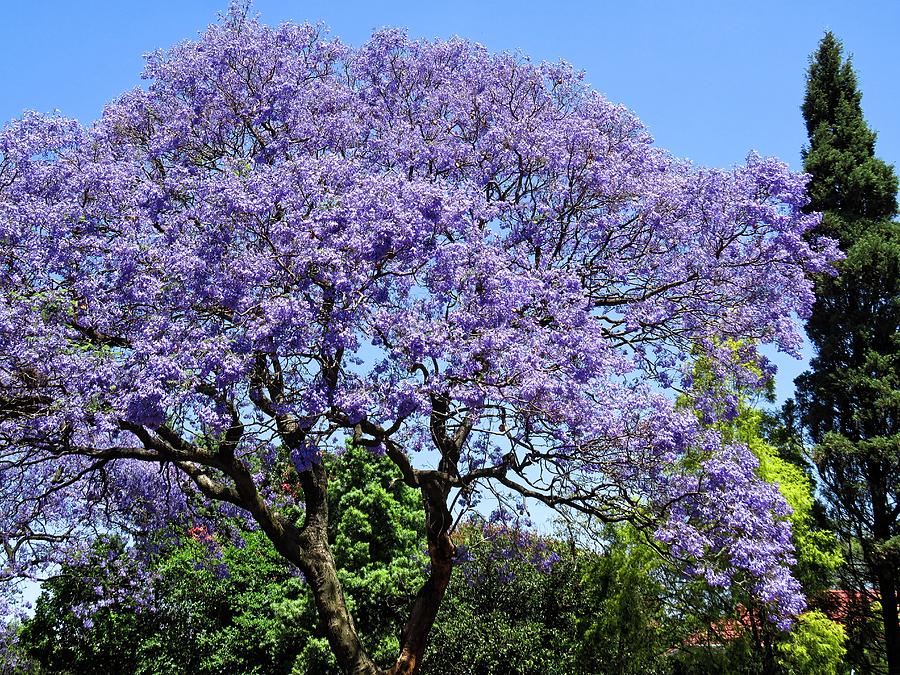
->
[0, 5, 839, 673]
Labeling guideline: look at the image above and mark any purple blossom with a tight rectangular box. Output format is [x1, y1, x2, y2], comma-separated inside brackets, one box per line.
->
[290, 443, 322, 474]
[0, 5, 837, 641]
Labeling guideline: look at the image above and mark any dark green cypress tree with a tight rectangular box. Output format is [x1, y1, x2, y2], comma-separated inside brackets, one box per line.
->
[800, 32, 897, 233]
[794, 32, 900, 675]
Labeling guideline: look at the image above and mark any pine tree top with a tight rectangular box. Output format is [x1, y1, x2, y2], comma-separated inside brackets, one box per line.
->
[802, 32, 861, 138]
[802, 31, 898, 225]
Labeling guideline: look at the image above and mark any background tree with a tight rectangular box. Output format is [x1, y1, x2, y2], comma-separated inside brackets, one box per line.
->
[800, 32, 897, 230]
[794, 31, 900, 675]
[422, 526, 583, 675]
[0, 5, 836, 672]
[575, 525, 673, 674]
[660, 353, 845, 675]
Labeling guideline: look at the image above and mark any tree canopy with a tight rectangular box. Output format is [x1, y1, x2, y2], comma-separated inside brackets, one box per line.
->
[0, 5, 837, 672]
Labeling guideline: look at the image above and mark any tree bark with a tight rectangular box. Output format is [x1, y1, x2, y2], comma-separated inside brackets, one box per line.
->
[295, 462, 382, 675]
[223, 451, 381, 675]
[869, 460, 900, 675]
[876, 564, 900, 675]
[387, 477, 456, 675]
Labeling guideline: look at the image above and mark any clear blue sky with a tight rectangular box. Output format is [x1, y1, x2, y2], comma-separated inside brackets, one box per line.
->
[2, 1, 897, 401]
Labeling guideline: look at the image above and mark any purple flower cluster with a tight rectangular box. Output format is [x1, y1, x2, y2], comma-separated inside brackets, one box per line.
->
[483, 509, 562, 576]
[653, 436, 806, 627]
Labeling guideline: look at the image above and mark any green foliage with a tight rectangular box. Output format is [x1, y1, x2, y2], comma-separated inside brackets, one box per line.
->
[801, 219, 900, 414]
[17, 538, 146, 674]
[576, 526, 672, 675]
[423, 529, 583, 675]
[326, 445, 426, 664]
[758, 401, 807, 473]
[801, 32, 897, 228]
[796, 30, 900, 675]
[18, 531, 313, 675]
[138, 531, 311, 674]
[776, 610, 847, 675]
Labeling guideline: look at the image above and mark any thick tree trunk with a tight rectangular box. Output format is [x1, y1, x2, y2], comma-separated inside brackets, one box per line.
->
[387, 477, 456, 675]
[301, 534, 381, 675]
[876, 566, 900, 675]
[869, 462, 900, 675]
[296, 462, 382, 675]
[228, 449, 381, 675]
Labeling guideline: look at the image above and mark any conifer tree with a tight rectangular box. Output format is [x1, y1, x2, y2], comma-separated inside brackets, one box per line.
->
[795, 31, 900, 675]
[801, 32, 897, 234]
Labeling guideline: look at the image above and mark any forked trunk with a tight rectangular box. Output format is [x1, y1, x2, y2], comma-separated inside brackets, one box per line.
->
[288, 463, 455, 675]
